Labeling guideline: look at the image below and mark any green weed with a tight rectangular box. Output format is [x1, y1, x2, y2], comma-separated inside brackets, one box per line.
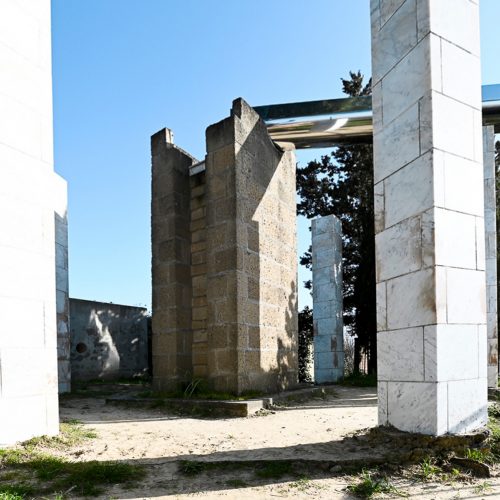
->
[419, 457, 440, 480]
[347, 469, 402, 498]
[179, 460, 206, 475]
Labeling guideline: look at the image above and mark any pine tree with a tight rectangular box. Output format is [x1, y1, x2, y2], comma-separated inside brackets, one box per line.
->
[296, 71, 377, 374]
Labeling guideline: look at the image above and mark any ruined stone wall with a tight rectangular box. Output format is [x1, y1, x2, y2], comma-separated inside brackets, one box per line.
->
[69, 299, 149, 381]
[152, 99, 299, 395]
[151, 129, 195, 391]
[205, 99, 298, 393]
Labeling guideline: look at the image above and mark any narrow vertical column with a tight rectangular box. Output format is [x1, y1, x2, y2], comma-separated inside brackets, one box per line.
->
[311, 215, 344, 383]
[55, 175, 70, 393]
[483, 126, 498, 388]
[151, 129, 196, 391]
[205, 98, 298, 393]
[371, 0, 487, 434]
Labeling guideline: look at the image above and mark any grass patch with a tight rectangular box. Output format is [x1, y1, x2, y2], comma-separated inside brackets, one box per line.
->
[0, 448, 145, 497]
[22, 420, 97, 451]
[418, 457, 441, 480]
[0, 421, 144, 497]
[179, 460, 207, 475]
[347, 469, 404, 498]
[0, 484, 34, 499]
[341, 373, 377, 387]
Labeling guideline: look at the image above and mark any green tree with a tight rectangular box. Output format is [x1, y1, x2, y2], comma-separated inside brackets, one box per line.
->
[296, 71, 376, 374]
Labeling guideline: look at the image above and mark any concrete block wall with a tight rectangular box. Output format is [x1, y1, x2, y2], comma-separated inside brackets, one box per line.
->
[152, 99, 299, 394]
[371, 0, 487, 435]
[312, 215, 344, 383]
[205, 99, 298, 393]
[0, 0, 64, 445]
[151, 129, 195, 391]
[483, 126, 498, 387]
[69, 299, 149, 382]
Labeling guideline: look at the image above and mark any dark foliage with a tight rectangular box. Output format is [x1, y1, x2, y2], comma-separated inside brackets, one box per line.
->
[298, 306, 314, 382]
[296, 71, 377, 374]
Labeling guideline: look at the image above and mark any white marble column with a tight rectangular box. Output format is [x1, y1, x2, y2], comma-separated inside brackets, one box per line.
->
[312, 215, 344, 383]
[371, 0, 487, 435]
[483, 126, 498, 388]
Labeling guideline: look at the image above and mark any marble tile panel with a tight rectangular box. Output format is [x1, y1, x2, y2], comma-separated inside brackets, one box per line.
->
[424, 324, 479, 381]
[448, 378, 487, 434]
[446, 268, 486, 324]
[434, 209, 476, 270]
[386, 268, 436, 330]
[378, 327, 424, 381]
[384, 151, 433, 227]
[373, 103, 420, 183]
[387, 380, 447, 435]
[376, 216, 422, 281]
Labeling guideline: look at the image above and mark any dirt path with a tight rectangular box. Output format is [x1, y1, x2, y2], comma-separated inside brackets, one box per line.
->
[56, 386, 500, 499]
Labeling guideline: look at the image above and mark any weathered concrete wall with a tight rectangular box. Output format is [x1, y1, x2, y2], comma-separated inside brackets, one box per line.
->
[55, 178, 70, 393]
[205, 99, 298, 393]
[484, 126, 498, 388]
[371, 0, 487, 435]
[0, 0, 63, 445]
[312, 215, 343, 383]
[69, 299, 149, 382]
[151, 129, 196, 391]
[151, 99, 299, 394]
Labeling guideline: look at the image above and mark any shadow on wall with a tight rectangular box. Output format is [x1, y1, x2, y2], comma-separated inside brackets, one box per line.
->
[70, 298, 150, 382]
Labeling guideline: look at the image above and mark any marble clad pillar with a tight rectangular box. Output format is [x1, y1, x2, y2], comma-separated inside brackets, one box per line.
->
[371, 0, 487, 434]
[311, 215, 344, 383]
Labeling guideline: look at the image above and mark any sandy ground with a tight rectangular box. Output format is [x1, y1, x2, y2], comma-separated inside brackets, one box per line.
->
[56, 386, 500, 499]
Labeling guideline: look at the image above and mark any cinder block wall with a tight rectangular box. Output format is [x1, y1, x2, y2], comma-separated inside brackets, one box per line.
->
[151, 130, 195, 391]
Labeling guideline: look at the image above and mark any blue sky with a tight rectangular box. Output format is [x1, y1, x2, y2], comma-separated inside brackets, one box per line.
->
[51, 0, 500, 311]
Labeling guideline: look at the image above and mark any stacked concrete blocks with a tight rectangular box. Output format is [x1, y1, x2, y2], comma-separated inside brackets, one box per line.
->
[483, 126, 498, 388]
[205, 99, 298, 393]
[371, 0, 487, 435]
[311, 215, 344, 383]
[151, 99, 299, 394]
[151, 129, 196, 391]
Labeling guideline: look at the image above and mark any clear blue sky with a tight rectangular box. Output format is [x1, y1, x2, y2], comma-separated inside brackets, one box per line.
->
[51, 0, 500, 311]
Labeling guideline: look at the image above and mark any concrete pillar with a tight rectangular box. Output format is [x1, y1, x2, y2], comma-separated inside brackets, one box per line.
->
[483, 126, 498, 388]
[371, 0, 487, 434]
[151, 129, 196, 391]
[311, 215, 344, 383]
[0, 0, 63, 444]
[205, 98, 298, 393]
[55, 177, 70, 393]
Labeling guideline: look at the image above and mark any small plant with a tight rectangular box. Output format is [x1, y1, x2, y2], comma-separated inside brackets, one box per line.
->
[419, 457, 440, 480]
[347, 469, 402, 498]
[464, 447, 490, 462]
[488, 403, 500, 419]
[179, 460, 206, 475]
[474, 481, 492, 494]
